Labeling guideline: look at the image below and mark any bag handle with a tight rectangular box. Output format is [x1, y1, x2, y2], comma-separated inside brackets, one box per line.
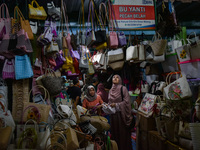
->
[14, 6, 26, 22]
[99, 2, 108, 30]
[86, 0, 95, 33]
[188, 32, 197, 40]
[0, 3, 10, 19]
[31, 0, 41, 8]
[152, 32, 162, 42]
[62, 3, 70, 34]
[165, 72, 179, 85]
[24, 119, 38, 132]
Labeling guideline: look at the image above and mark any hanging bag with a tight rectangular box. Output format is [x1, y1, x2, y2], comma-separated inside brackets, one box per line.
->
[2, 59, 15, 79]
[29, 0, 47, 20]
[175, 40, 191, 62]
[15, 54, 33, 80]
[150, 32, 167, 56]
[126, 35, 139, 61]
[0, 3, 11, 34]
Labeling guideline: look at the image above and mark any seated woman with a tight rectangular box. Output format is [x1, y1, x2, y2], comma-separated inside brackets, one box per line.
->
[82, 85, 103, 114]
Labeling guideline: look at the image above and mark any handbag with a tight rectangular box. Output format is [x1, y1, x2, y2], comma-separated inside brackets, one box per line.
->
[37, 125, 51, 150]
[44, 19, 57, 37]
[138, 93, 157, 117]
[37, 27, 53, 46]
[145, 45, 154, 60]
[13, 6, 34, 40]
[2, 59, 15, 79]
[126, 46, 138, 61]
[29, 0, 47, 20]
[44, 40, 59, 55]
[178, 121, 192, 139]
[88, 59, 95, 75]
[150, 32, 167, 56]
[163, 73, 192, 100]
[47, 1, 61, 20]
[108, 60, 124, 71]
[15, 54, 33, 80]
[79, 46, 89, 69]
[188, 32, 200, 60]
[108, 48, 124, 64]
[138, 44, 145, 61]
[86, 1, 96, 47]
[54, 53, 64, 71]
[0, 3, 11, 34]
[30, 21, 37, 34]
[175, 40, 191, 62]
[22, 102, 50, 123]
[41, 71, 65, 96]
[141, 80, 149, 93]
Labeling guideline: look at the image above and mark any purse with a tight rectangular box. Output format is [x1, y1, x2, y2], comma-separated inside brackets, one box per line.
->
[150, 32, 167, 56]
[86, 1, 96, 47]
[163, 73, 192, 100]
[44, 40, 59, 55]
[13, 6, 34, 40]
[29, 0, 47, 20]
[79, 46, 89, 69]
[37, 27, 53, 46]
[109, 60, 124, 71]
[2, 59, 15, 79]
[30, 21, 38, 34]
[126, 46, 138, 61]
[108, 48, 124, 64]
[175, 40, 191, 62]
[15, 54, 33, 80]
[0, 3, 11, 34]
[138, 93, 157, 117]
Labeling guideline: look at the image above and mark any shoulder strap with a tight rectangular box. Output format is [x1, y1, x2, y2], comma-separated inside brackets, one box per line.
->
[121, 86, 124, 101]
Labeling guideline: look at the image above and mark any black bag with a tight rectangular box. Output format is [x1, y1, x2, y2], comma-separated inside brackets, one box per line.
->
[93, 30, 107, 46]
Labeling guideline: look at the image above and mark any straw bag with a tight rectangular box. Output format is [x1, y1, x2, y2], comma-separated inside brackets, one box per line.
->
[108, 48, 124, 64]
[41, 69, 65, 96]
[109, 60, 124, 71]
[22, 102, 50, 123]
[163, 73, 192, 100]
[29, 0, 47, 20]
[178, 121, 192, 139]
[80, 115, 110, 133]
[150, 32, 167, 56]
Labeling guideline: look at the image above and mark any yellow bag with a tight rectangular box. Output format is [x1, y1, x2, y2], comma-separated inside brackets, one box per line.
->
[62, 49, 76, 73]
[96, 42, 107, 50]
[29, 0, 47, 20]
[12, 6, 34, 40]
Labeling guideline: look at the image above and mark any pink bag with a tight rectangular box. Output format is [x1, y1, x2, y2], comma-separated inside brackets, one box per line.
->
[0, 3, 11, 34]
[108, 1, 118, 49]
[2, 59, 15, 79]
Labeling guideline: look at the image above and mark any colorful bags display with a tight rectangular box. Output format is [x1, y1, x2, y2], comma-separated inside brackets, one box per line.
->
[29, 0, 47, 20]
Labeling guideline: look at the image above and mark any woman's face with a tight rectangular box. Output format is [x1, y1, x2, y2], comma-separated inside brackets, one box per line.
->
[112, 75, 119, 84]
[89, 88, 95, 96]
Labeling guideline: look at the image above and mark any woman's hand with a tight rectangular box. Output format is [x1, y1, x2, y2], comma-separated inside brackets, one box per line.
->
[110, 103, 116, 108]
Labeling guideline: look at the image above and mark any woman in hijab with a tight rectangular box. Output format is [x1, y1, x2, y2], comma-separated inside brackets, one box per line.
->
[97, 83, 108, 103]
[109, 75, 133, 150]
[82, 85, 104, 111]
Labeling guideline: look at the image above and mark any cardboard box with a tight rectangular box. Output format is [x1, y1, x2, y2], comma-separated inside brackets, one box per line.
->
[138, 131, 148, 150]
[148, 131, 167, 150]
[137, 113, 156, 132]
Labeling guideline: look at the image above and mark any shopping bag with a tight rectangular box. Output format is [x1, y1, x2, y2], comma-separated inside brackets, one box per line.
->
[15, 54, 33, 80]
[29, 0, 47, 20]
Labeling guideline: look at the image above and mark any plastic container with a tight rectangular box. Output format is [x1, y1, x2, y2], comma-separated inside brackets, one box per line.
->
[179, 59, 200, 78]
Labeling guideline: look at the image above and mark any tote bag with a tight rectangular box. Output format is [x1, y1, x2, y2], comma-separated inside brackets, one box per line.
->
[176, 43, 191, 62]
[2, 59, 15, 79]
[0, 3, 11, 34]
[15, 54, 33, 80]
[163, 75, 192, 100]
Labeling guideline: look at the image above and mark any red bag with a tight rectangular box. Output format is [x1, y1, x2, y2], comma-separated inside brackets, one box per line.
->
[73, 57, 80, 74]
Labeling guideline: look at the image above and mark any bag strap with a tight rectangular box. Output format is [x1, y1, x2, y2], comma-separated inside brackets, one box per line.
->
[121, 86, 124, 101]
[0, 3, 10, 19]
[31, 0, 41, 8]
[99, 2, 108, 30]
[62, 3, 70, 34]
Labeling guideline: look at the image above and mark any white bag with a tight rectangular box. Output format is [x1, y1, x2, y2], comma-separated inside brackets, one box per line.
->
[76, 105, 89, 119]
[102, 103, 116, 115]
[162, 53, 179, 73]
[126, 46, 138, 61]
[108, 48, 124, 64]
[30, 21, 38, 34]
[176, 43, 191, 62]
[152, 53, 165, 62]
[164, 75, 192, 100]
[0, 110, 15, 132]
[141, 81, 149, 93]
[138, 93, 157, 117]
[138, 44, 145, 61]
[37, 126, 51, 150]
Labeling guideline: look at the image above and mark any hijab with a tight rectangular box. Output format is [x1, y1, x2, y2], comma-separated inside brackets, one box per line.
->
[85, 85, 97, 102]
[108, 75, 132, 126]
[97, 83, 108, 103]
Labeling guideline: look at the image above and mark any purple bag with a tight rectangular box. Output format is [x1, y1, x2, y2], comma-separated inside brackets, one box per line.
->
[70, 50, 80, 60]
[2, 59, 15, 79]
[54, 53, 64, 71]
[118, 31, 127, 47]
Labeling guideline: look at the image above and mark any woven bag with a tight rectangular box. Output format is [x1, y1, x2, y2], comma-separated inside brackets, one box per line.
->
[150, 32, 167, 56]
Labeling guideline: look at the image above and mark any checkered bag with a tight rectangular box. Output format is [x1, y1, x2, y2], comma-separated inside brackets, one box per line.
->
[15, 54, 33, 80]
